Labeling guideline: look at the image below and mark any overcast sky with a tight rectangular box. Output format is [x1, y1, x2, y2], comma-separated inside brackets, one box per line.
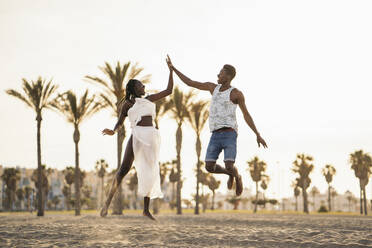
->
[1, 0, 371, 200]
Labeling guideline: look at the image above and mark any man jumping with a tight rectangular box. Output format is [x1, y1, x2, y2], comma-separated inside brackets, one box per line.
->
[167, 57, 268, 196]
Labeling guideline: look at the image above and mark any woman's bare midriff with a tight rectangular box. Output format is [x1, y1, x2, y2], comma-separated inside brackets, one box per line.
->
[136, 115, 153, 126]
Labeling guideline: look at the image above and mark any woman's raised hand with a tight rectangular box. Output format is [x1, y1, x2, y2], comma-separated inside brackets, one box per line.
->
[102, 128, 115, 136]
[166, 55, 173, 71]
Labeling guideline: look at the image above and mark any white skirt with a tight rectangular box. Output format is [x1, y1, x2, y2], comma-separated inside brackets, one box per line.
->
[132, 126, 163, 199]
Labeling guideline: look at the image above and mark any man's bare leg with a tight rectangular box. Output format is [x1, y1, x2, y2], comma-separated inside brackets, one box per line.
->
[205, 161, 242, 196]
[205, 161, 234, 188]
[225, 161, 243, 196]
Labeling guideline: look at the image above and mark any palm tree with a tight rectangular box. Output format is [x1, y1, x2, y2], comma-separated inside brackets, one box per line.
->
[349, 150, 372, 215]
[63, 166, 74, 210]
[260, 175, 270, 208]
[95, 159, 108, 208]
[345, 190, 353, 212]
[85, 61, 150, 215]
[186, 100, 209, 214]
[24, 186, 33, 211]
[226, 196, 241, 210]
[207, 175, 220, 210]
[6, 77, 58, 216]
[154, 97, 173, 129]
[292, 154, 314, 214]
[154, 160, 175, 214]
[330, 187, 338, 211]
[169, 87, 195, 214]
[198, 168, 210, 197]
[168, 167, 179, 207]
[31, 165, 51, 211]
[1, 168, 21, 210]
[310, 186, 320, 212]
[16, 187, 25, 210]
[247, 156, 267, 213]
[51, 90, 104, 216]
[51, 196, 60, 210]
[322, 164, 336, 211]
[62, 185, 70, 210]
[292, 181, 301, 211]
[81, 185, 92, 209]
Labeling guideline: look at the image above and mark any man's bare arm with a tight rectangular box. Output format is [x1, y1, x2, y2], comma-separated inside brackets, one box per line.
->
[236, 90, 268, 148]
[166, 56, 216, 93]
[172, 67, 216, 93]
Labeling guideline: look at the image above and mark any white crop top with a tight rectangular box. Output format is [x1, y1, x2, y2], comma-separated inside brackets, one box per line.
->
[127, 98, 156, 128]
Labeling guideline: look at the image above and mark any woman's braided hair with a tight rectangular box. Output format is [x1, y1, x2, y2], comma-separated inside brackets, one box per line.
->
[117, 79, 140, 109]
[125, 79, 141, 101]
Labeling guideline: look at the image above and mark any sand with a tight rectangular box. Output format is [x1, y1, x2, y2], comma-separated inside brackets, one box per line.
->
[0, 212, 371, 247]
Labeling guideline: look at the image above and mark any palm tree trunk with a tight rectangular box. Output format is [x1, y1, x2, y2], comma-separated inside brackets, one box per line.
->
[73, 126, 81, 216]
[172, 183, 175, 204]
[68, 186, 72, 211]
[113, 126, 125, 215]
[211, 191, 215, 210]
[359, 183, 363, 215]
[254, 181, 258, 213]
[101, 177, 104, 208]
[303, 188, 309, 214]
[328, 184, 331, 211]
[295, 196, 298, 211]
[312, 194, 315, 212]
[176, 124, 182, 215]
[36, 116, 44, 216]
[363, 187, 368, 216]
[195, 135, 201, 215]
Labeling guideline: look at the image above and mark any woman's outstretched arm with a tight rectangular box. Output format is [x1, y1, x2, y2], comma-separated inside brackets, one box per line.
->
[146, 56, 174, 102]
[102, 101, 131, 135]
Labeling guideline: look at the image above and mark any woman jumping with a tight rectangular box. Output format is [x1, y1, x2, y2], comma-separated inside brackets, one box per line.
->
[100, 56, 173, 220]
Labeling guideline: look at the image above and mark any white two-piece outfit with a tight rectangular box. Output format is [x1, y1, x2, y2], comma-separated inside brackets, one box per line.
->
[127, 97, 164, 199]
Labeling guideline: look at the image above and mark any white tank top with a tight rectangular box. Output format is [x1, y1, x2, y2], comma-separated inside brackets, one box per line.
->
[209, 84, 238, 132]
[127, 98, 156, 128]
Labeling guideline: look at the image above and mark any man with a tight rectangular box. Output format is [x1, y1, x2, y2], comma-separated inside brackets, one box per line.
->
[167, 57, 267, 196]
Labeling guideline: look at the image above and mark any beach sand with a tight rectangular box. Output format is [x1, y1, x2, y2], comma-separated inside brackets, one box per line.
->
[0, 212, 371, 247]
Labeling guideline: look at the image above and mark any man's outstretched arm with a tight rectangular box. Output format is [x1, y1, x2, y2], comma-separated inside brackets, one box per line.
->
[168, 56, 216, 93]
[236, 90, 268, 148]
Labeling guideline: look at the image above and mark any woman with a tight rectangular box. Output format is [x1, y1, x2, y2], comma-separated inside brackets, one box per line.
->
[101, 56, 173, 220]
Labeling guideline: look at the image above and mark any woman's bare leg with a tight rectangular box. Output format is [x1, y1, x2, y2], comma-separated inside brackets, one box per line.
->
[143, 196, 156, 221]
[100, 136, 134, 217]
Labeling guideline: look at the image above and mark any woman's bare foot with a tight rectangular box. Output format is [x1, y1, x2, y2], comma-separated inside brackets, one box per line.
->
[143, 210, 156, 221]
[100, 205, 108, 217]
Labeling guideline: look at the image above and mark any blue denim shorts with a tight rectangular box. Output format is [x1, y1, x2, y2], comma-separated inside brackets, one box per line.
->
[205, 130, 237, 162]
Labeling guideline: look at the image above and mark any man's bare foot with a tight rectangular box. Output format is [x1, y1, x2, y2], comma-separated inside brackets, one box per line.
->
[100, 205, 108, 217]
[143, 210, 156, 221]
[227, 175, 234, 190]
[235, 174, 243, 196]
[231, 167, 243, 196]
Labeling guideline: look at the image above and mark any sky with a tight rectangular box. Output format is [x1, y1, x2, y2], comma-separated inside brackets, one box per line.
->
[1, 0, 372, 201]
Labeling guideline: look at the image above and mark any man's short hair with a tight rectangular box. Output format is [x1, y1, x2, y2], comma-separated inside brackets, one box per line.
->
[223, 64, 236, 79]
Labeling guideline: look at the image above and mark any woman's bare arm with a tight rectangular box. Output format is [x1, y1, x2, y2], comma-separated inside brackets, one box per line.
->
[146, 56, 174, 102]
[102, 100, 132, 135]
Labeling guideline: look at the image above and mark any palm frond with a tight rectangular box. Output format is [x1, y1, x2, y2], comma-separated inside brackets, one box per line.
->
[84, 76, 111, 90]
[5, 89, 33, 108]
